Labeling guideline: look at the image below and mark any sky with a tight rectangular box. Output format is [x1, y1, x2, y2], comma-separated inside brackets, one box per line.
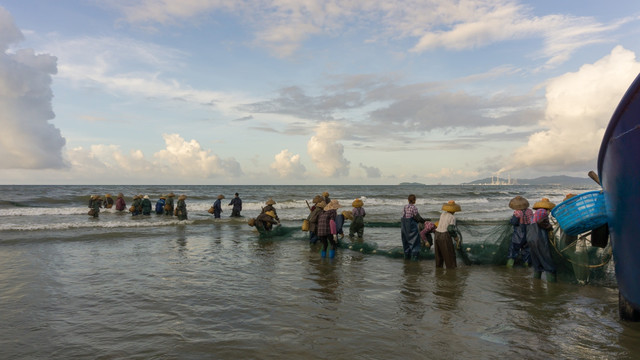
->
[1, 0, 640, 185]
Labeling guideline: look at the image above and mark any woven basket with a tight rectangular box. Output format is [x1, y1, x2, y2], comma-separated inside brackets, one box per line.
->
[551, 190, 607, 236]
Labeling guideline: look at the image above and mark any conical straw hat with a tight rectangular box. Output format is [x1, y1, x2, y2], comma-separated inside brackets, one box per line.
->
[266, 198, 276, 205]
[509, 196, 529, 210]
[442, 200, 461, 213]
[352, 199, 364, 208]
[533, 198, 555, 210]
[324, 200, 342, 211]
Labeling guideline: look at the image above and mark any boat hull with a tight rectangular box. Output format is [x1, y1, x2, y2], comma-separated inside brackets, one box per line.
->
[598, 73, 640, 313]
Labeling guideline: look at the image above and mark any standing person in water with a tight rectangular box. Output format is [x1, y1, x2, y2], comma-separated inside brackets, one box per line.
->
[507, 196, 533, 268]
[400, 194, 426, 260]
[228, 193, 242, 217]
[141, 195, 152, 216]
[165, 193, 175, 216]
[176, 195, 188, 220]
[261, 199, 279, 222]
[213, 194, 224, 219]
[528, 198, 557, 282]
[318, 200, 341, 258]
[115, 193, 126, 212]
[103, 194, 114, 209]
[349, 198, 366, 238]
[433, 200, 461, 269]
[307, 195, 324, 244]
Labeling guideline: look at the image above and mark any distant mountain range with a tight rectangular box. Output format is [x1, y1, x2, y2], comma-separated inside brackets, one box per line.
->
[399, 175, 598, 186]
[461, 175, 596, 185]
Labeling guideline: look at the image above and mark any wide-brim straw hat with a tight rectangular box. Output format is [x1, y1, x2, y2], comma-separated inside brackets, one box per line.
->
[159, 196, 166, 199]
[312, 195, 323, 204]
[105, 194, 112, 198]
[144, 195, 149, 199]
[509, 196, 529, 210]
[178, 195, 187, 200]
[533, 198, 555, 210]
[266, 198, 276, 205]
[342, 210, 354, 220]
[324, 200, 341, 211]
[442, 200, 461, 213]
[217, 194, 225, 200]
[563, 193, 577, 202]
[118, 193, 124, 198]
[265, 210, 276, 218]
[316, 201, 326, 209]
[133, 195, 139, 200]
[167, 192, 175, 197]
[322, 191, 330, 197]
[352, 199, 364, 208]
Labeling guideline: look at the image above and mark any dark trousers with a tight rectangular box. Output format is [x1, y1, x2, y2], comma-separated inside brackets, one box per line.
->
[434, 231, 457, 268]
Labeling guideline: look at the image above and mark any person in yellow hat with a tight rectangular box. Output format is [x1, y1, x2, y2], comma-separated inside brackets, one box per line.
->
[115, 193, 126, 212]
[103, 194, 114, 209]
[255, 209, 279, 233]
[131, 195, 142, 216]
[164, 192, 175, 216]
[89, 195, 101, 218]
[176, 195, 188, 220]
[434, 200, 461, 268]
[307, 196, 325, 244]
[318, 200, 342, 258]
[507, 196, 533, 268]
[349, 198, 366, 238]
[529, 198, 557, 282]
[261, 198, 279, 222]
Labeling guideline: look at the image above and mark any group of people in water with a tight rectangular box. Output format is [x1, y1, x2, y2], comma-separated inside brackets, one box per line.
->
[87, 190, 562, 281]
[87, 192, 241, 221]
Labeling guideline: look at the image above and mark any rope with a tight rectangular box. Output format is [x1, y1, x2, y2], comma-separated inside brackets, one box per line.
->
[548, 220, 613, 269]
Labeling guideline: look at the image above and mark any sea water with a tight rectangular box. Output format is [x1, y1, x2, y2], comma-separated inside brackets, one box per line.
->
[1, 184, 638, 359]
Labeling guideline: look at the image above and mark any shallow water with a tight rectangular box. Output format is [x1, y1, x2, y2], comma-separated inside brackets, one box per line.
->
[1, 185, 638, 359]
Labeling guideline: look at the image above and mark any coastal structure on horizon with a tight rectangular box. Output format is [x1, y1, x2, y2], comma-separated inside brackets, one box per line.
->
[481, 173, 518, 185]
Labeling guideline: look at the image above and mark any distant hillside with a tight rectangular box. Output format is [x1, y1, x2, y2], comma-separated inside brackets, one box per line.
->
[462, 175, 596, 186]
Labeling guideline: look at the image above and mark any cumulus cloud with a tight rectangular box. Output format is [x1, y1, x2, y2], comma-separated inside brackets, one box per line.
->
[154, 133, 242, 177]
[359, 163, 381, 178]
[0, 7, 66, 169]
[270, 149, 306, 178]
[504, 46, 640, 172]
[307, 122, 350, 177]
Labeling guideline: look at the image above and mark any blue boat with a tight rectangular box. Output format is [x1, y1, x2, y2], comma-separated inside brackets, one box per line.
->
[597, 72, 640, 320]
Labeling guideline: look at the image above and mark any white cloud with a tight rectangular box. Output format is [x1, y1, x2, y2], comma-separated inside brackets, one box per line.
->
[106, 0, 623, 65]
[154, 133, 243, 177]
[0, 7, 66, 169]
[307, 121, 350, 177]
[43, 36, 254, 115]
[504, 46, 640, 172]
[270, 149, 306, 178]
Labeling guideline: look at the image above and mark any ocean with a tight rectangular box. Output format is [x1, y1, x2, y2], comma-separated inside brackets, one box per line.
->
[1, 184, 638, 359]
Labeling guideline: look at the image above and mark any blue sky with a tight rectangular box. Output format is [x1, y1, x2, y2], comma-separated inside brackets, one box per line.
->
[1, 0, 639, 185]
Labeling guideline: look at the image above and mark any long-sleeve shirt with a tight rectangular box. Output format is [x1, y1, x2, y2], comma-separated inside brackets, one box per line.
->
[317, 209, 337, 237]
[352, 207, 366, 217]
[435, 212, 456, 233]
[514, 208, 534, 224]
[532, 208, 549, 223]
